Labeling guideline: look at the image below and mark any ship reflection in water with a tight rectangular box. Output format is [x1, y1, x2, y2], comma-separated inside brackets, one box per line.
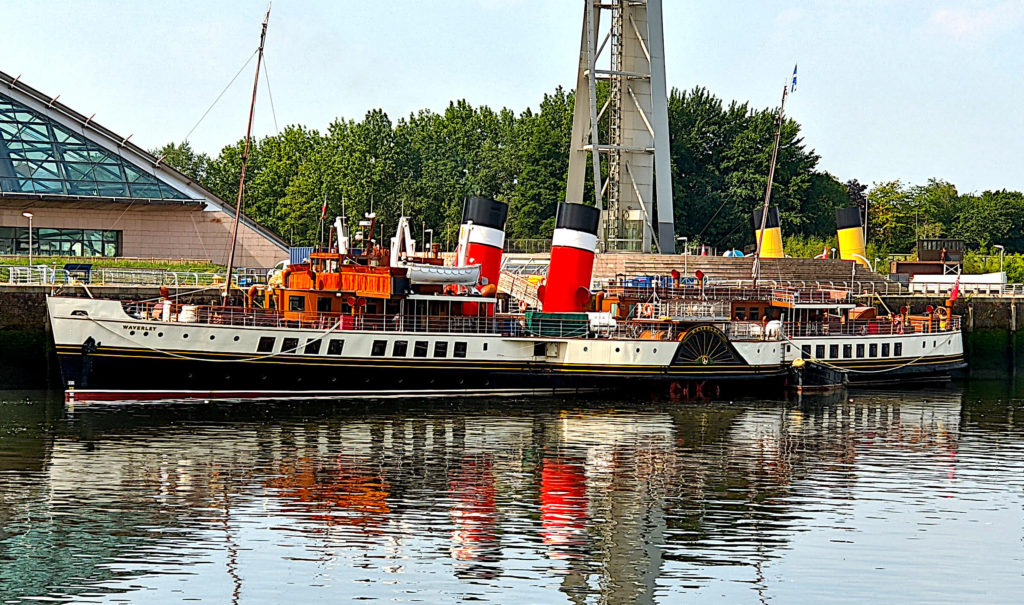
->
[1, 389, 1023, 603]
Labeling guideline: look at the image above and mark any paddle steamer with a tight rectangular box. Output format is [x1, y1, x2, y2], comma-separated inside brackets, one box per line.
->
[47, 198, 965, 402]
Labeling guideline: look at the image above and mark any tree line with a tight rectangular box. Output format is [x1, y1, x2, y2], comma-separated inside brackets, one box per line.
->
[155, 86, 1024, 262]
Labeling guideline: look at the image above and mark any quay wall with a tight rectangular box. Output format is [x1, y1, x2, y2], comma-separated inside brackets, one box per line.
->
[4, 287, 1024, 388]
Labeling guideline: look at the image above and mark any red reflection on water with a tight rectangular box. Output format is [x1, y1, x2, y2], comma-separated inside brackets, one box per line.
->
[448, 456, 499, 566]
[540, 458, 588, 559]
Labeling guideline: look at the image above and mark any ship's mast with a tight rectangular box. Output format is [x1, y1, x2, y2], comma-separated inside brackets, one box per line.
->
[752, 83, 789, 285]
[223, 5, 271, 304]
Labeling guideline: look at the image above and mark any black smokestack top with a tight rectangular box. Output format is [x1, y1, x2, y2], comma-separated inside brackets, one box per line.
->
[555, 203, 600, 235]
[462, 197, 508, 230]
[836, 207, 863, 230]
[752, 207, 780, 230]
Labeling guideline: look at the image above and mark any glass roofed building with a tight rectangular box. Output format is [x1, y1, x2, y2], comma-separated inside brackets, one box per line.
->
[0, 69, 287, 265]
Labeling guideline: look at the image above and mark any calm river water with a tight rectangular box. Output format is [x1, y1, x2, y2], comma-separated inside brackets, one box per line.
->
[1, 385, 1022, 604]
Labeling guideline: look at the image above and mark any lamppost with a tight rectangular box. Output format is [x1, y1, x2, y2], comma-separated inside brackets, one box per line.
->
[830, 247, 836, 259]
[676, 236, 688, 255]
[21, 211, 33, 267]
[425, 228, 434, 254]
[994, 244, 1005, 275]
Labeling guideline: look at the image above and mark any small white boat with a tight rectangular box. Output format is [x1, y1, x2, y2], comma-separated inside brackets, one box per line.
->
[401, 262, 481, 285]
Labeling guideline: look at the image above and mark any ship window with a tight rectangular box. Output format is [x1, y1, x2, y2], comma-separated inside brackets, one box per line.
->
[882, 343, 890, 357]
[856, 344, 865, 358]
[288, 296, 305, 312]
[829, 344, 839, 359]
[393, 340, 408, 357]
[317, 297, 333, 313]
[434, 341, 448, 358]
[534, 342, 546, 357]
[304, 339, 321, 355]
[869, 343, 878, 357]
[894, 342, 903, 356]
[454, 342, 467, 358]
[414, 341, 428, 357]
[483, 342, 488, 351]
[801, 345, 811, 359]
[843, 344, 852, 358]
[327, 339, 344, 355]
[815, 345, 825, 359]
[371, 340, 387, 356]
[257, 336, 275, 353]
[282, 337, 299, 353]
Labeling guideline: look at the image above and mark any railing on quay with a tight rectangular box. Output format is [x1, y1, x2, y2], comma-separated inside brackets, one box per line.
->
[1, 265, 275, 288]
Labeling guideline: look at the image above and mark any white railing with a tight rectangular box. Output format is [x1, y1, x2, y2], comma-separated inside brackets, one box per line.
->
[0, 265, 230, 287]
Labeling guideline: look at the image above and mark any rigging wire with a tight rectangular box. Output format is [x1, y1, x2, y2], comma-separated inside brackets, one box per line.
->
[261, 56, 280, 134]
[178, 49, 258, 147]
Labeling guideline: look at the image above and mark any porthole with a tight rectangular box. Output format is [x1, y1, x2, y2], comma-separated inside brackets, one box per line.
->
[142, 332, 149, 337]
[653, 348, 657, 353]
[583, 346, 589, 352]
[183, 333, 189, 339]
[635, 348, 640, 353]
[157, 332, 164, 337]
[210, 335, 215, 340]
[129, 330, 135, 336]
[233, 336, 240, 342]
[615, 347, 620, 353]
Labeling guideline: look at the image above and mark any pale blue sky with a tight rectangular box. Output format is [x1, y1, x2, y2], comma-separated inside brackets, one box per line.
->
[2, 1, 1022, 194]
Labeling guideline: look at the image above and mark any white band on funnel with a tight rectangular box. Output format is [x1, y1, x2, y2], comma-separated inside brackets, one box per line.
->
[552, 228, 598, 252]
[466, 224, 505, 249]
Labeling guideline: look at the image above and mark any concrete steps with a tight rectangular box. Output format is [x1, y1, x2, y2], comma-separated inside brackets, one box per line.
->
[501, 252, 904, 294]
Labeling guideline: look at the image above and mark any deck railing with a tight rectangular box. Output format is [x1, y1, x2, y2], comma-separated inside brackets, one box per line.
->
[114, 300, 962, 344]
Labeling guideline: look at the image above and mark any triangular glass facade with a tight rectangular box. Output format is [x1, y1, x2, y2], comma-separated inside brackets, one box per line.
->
[0, 91, 190, 200]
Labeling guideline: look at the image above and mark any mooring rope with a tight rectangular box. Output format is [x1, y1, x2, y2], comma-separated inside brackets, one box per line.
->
[782, 330, 959, 375]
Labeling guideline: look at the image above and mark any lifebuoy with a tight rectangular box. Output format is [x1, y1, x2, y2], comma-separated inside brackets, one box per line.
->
[518, 300, 528, 313]
[641, 303, 654, 317]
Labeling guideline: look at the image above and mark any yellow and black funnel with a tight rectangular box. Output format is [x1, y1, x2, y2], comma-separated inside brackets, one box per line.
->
[752, 208, 784, 258]
[836, 207, 869, 266]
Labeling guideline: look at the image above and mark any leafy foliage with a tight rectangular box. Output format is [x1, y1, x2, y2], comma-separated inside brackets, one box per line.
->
[154, 85, 1022, 267]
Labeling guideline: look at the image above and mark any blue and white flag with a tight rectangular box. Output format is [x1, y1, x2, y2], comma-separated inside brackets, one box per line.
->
[791, 64, 798, 93]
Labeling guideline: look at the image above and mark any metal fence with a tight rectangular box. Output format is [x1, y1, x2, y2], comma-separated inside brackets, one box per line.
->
[0, 265, 274, 288]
